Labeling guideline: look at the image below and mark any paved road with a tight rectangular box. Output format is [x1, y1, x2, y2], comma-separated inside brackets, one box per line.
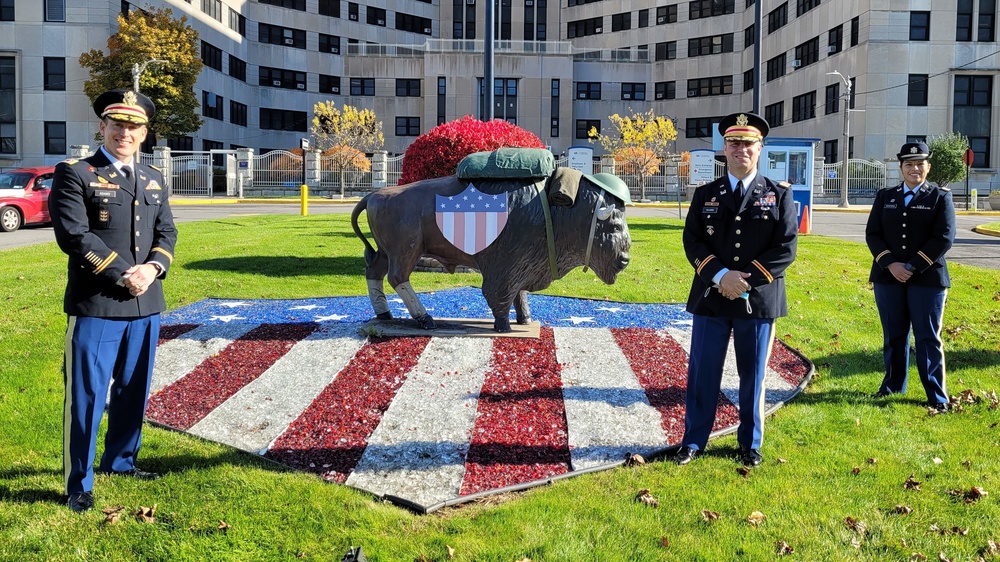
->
[4, 202, 998, 270]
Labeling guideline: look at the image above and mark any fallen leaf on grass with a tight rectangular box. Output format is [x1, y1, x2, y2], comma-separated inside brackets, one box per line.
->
[938, 553, 953, 562]
[136, 504, 157, 524]
[775, 541, 794, 555]
[218, 520, 229, 533]
[701, 509, 720, 522]
[904, 475, 922, 490]
[747, 511, 766, 527]
[624, 453, 646, 467]
[984, 389, 999, 410]
[737, 466, 752, 477]
[949, 487, 988, 503]
[101, 505, 127, 524]
[850, 535, 861, 549]
[868, 458, 878, 464]
[852, 466, 861, 475]
[636, 489, 659, 507]
[929, 524, 969, 536]
[963, 460, 972, 469]
[845, 517, 867, 536]
[447, 545, 455, 559]
[909, 553, 927, 562]
[659, 536, 669, 548]
[776, 458, 788, 464]
[893, 505, 913, 515]
[981, 540, 999, 556]
[933, 457, 943, 464]
[957, 389, 978, 404]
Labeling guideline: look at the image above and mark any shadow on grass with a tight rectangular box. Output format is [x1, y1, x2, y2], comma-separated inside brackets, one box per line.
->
[183, 255, 366, 277]
[626, 222, 684, 233]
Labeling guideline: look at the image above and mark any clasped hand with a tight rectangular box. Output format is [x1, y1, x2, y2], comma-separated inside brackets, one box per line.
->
[719, 270, 751, 300]
[122, 263, 157, 297]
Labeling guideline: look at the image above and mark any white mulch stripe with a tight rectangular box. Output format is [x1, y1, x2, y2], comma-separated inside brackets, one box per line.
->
[555, 327, 669, 470]
[187, 324, 367, 454]
[345, 337, 493, 507]
[151, 323, 259, 394]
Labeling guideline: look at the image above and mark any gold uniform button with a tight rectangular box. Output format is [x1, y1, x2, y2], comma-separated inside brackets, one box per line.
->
[135, 246, 140, 252]
[134, 201, 139, 207]
[103, 198, 109, 203]
[735, 243, 741, 248]
[734, 256, 741, 262]
[902, 234, 906, 239]
[136, 232, 141, 237]
[736, 216, 742, 221]
[136, 215, 141, 221]
[736, 229, 742, 235]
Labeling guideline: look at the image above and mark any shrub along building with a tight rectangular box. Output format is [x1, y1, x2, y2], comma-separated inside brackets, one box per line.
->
[1, 1, 997, 193]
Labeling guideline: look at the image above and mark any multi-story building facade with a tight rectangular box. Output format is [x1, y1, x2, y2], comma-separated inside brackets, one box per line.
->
[1, 0, 997, 189]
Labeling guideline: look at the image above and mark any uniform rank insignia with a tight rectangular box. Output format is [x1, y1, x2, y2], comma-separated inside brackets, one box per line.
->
[759, 193, 777, 207]
[99, 209, 110, 223]
[146, 180, 162, 190]
[706, 225, 715, 236]
[89, 181, 117, 190]
[705, 201, 720, 206]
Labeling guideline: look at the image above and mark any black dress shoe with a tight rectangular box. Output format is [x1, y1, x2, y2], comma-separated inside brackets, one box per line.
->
[929, 402, 948, 413]
[872, 390, 891, 398]
[104, 468, 161, 481]
[740, 448, 763, 467]
[68, 491, 94, 512]
[673, 446, 699, 465]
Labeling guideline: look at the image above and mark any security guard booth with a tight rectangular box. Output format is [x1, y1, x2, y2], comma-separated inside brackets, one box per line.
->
[761, 138, 818, 233]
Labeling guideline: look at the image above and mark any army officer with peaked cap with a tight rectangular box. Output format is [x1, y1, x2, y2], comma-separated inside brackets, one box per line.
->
[673, 112, 798, 468]
[49, 89, 177, 512]
[866, 142, 955, 412]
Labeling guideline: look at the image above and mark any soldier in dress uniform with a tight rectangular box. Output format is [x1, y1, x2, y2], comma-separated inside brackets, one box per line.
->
[673, 112, 798, 467]
[866, 142, 955, 412]
[49, 89, 177, 512]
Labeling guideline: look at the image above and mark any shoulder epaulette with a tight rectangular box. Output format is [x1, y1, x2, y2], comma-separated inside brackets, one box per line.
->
[941, 186, 951, 192]
[150, 165, 162, 172]
[777, 181, 791, 188]
[62, 158, 79, 165]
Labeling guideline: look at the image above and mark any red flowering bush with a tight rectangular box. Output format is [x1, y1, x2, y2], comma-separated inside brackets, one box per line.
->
[398, 116, 546, 184]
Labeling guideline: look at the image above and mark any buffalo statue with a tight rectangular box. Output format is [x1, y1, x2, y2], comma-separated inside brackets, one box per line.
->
[351, 149, 632, 332]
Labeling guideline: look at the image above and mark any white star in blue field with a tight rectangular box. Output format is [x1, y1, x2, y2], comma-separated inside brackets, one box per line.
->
[315, 313, 351, 322]
[219, 301, 250, 308]
[290, 304, 322, 311]
[210, 314, 245, 323]
[566, 316, 596, 325]
[596, 307, 625, 314]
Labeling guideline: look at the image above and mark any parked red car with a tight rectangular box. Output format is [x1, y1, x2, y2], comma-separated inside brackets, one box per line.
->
[0, 166, 55, 232]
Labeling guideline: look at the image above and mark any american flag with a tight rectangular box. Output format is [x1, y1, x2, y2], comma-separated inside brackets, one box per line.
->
[435, 183, 508, 255]
[146, 288, 812, 512]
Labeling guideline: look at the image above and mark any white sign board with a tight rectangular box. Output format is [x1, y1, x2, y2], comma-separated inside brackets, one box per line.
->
[567, 146, 594, 175]
[689, 149, 716, 184]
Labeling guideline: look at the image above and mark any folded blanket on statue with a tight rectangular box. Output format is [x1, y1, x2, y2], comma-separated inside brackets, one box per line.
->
[547, 167, 582, 207]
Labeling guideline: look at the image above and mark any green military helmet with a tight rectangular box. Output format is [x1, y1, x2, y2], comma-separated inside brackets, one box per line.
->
[585, 172, 633, 206]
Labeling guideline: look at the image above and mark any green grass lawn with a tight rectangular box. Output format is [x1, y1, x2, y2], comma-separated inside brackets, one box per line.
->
[2, 214, 998, 561]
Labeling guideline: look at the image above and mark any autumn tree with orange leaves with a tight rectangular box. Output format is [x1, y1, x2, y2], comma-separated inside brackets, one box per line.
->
[589, 109, 677, 201]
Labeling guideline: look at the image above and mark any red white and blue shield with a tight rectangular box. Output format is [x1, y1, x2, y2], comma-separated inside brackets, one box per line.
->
[435, 183, 508, 255]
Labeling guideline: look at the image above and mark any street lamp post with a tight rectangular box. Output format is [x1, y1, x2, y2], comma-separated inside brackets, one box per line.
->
[131, 59, 167, 93]
[827, 70, 853, 208]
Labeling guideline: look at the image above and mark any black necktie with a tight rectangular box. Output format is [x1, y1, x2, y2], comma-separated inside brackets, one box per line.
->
[736, 180, 745, 198]
[122, 166, 134, 188]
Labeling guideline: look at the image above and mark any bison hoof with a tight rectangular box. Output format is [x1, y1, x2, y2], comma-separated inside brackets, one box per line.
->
[416, 314, 437, 330]
[493, 320, 512, 333]
[376, 312, 393, 320]
[516, 315, 532, 325]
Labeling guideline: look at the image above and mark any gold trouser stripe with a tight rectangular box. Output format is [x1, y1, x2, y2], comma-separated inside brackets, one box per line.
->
[752, 260, 774, 283]
[152, 247, 173, 263]
[759, 320, 777, 434]
[94, 251, 118, 274]
[62, 316, 76, 492]
[696, 254, 716, 275]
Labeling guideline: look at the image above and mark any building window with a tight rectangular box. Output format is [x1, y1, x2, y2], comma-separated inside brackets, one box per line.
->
[979, 0, 996, 41]
[654, 41, 677, 61]
[907, 74, 929, 106]
[350, 77, 375, 96]
[536, 0, 547, 40]
[767, 3, 787, 34]
[796, 0, 820, 17]
[550, 79, 559, 137]
[438, 77, 447, 126]
[397, 12, 433, 34]
[958, 0, 974, 41]
[348, 2, 358, 20]
[620, 83, 645, 100]
[167, 136, 193, 151]
[466, 0, 476, 39]
[792, 91, 816, 122]
[260, 0, 305, 9]
[367, 6, 386, 26]
[611, 12, 631, 32]
[766, 54, 787, 81]
[567, 17, 604, 38]
[319, 0, 340, 17]
[745, 25, 755, 48]
[45, 0, 66, 22]
[1, 0, 13, 21]
[229, 55, 246, 82]
[688, 34, 734, 57]
[685, 117, 717, 139]
[690, 0, 734, 19]
[656, 5, 678, 24]
[203, 139, 223, 153]
[228, 8, 246, 35]
[910, 11, 930, 41]
[794, 36, 820, 67]
[201, 41, 223, 71]
[479, 78, 518, 123]
[259, 23, 306, 48]
[851, 16, 860, 45]
[687, 76, 733, 98]
[396, 78, 421, 97]
[319, 74, 341, 94]
[395, 117, 420, 136]
[954, 75, 992, 167]
[1, 56, 14, 154]
[825, 83, 840, 114]
[202, 91, 224, 120]
[576, 119, 600, 139]
[202, 0, 222, 21]
[655, 81, 676, 100]
[259, 66, 307, 90]
[43, 58, 66, 91]
[764, 101, 784, 127]
[259, 108, 308, 131]
[230, 100, 247, 126]
[319, 34, 341, 54]
[828, 25, 843, 53]
[824, 140, 839, 163]
[638, 9, 649, 27]
[576, 82, 601, 100]
[44, 122, 66, 155]
[743, 69, 755, 92]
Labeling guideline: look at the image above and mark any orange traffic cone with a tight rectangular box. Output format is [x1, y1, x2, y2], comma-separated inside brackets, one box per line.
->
[799, 205, 811, 234]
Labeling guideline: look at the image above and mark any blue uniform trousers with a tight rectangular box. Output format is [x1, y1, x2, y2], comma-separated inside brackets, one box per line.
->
[63, 314, 160, 495]
[682, 314, 774, 451]
[873, 283, 948, 405]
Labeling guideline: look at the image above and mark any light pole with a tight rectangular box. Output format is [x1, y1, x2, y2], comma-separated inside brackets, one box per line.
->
[131, 59, 167, 93]
[827, 70, 853, 208]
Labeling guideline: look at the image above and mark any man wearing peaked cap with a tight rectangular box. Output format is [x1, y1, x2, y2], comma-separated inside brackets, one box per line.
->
[673, 111, 798, 468]
[48, 89, 176, 512]
[866, 141, 955, 413]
